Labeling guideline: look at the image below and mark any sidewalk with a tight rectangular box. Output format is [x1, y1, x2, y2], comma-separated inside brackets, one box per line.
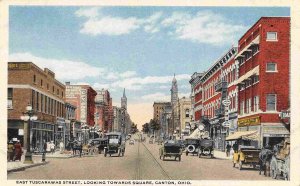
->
[7, 150, 75, 173]
[213, 150, 232, 160]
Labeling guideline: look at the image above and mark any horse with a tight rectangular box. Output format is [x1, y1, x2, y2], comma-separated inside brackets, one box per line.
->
[259, 148, 274, 175]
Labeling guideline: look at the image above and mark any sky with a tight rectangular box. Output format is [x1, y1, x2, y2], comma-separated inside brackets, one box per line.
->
[9, 6, 290, 129]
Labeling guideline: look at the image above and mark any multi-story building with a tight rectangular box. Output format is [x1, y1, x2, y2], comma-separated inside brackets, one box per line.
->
[153, 101, 171, 136]
[65, 82, 97, 127]
[160, 103, 172, 138]
[95, 89, 113, 132]
[65, 102, 79, 143]
[234, 17, 290, 148]
[174, 97, 192, 136]
[8, 62, 65, 150]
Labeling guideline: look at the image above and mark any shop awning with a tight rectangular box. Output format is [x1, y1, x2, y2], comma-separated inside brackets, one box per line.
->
[225, 130, 257, 141]
[235, 66, 259, 85]
[235, 35, 260, 60]
[242, 132, 260, 141]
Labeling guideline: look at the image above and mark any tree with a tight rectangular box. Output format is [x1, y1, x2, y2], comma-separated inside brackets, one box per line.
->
[142, 123, 150, 133]
[150, 119, 160, 137]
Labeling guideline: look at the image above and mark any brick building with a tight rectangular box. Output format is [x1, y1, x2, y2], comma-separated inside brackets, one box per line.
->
[234, 17, 290, 148]
[8, 62, 65, 150]
[65, 83, 97, 127]
[95, 89, 113, 132]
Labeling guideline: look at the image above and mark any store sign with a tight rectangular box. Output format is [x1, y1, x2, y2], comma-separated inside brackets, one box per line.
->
[238, 116, 260, 127]
[222, 99, 231, 106]
[80, 89, 87, 123]
[8, 63, 31, 70]
[279, 110, 290, 119]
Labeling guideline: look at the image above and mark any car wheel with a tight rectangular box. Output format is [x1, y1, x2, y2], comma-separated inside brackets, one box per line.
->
[179, 156, 181, 162]
[163, 155, 165, 161]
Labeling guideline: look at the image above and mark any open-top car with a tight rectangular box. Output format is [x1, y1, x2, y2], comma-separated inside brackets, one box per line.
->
[185, 138, 200, 156]
[104, 132, 125, 157]
[159, 140, 182, 161]
[198, 138, 214, 158]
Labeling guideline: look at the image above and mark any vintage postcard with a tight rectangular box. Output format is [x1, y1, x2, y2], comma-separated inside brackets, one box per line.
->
[1, 0, 299, 186]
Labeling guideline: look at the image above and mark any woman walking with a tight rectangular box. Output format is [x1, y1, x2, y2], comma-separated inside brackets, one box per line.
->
[13, 140, 22, 161]
[7, 141, 14, 161]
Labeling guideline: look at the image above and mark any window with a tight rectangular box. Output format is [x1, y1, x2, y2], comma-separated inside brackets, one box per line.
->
[185, 109, 190, 118]
[267, 32, 277, 41]
[31, 90, 35, 110]
[253, 75, 260, 84]
[247, 98, 251, 113]
[53, 86, 55, 93]
[47, 84, 49, 90]
[266, 63, 277, 72]
[266, 94, 276, 111]
[8, 88, 13, 109]
[33, 75, 36, 83]
[254, 96, 259, 112]
[41, 79, 43, 87]
[41, 94, 44, 113]
[252, 45, 260, 55]
[240, 101, 244, 115]
[245, 79, 252, 88]
[36, 92, 39, 111]
[57, 89, 59, 95]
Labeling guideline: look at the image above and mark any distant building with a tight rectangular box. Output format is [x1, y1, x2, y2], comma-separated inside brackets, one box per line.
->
[174, 97, 192, 136]
[8, 62, 65, 150]
[95, 89, 113, 132]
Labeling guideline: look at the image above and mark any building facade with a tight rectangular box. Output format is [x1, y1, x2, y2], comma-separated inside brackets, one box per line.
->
[8, 62, 65, 150]
[235, 17, 290, 148]
[65, 83, 97, 127]
[95, 89, 113, 132]
[175, 97, 192, 137]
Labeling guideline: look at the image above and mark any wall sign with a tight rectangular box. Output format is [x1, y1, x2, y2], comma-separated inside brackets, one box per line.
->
[238, 116, 260, 127]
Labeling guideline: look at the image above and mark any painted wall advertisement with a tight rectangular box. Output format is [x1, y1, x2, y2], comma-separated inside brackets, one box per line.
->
[80, 89, 87, 123]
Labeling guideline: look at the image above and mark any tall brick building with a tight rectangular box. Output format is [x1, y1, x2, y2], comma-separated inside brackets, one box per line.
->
[235, 17, 290, 147]
[95, 89, 113, 132]
[65, 83, 97, 127]
[8, 62, 65, 150]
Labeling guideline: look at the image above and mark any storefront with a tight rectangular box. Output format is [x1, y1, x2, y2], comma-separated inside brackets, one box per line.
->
[31, 121, 54, 152]
[237, 115, 261, 147]
[262, 123, 290, 148]
[55, 117, 66, 147]
[7, 120, 24, 146]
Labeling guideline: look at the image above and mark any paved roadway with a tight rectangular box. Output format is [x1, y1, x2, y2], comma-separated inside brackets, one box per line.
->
[8, 134, 271, 180]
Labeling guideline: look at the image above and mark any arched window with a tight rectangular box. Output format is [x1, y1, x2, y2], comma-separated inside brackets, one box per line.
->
[185, 109, 190, 118]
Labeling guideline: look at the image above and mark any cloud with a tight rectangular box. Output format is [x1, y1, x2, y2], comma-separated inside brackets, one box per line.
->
[162, 10, 247, 45]
[120, 71, 137, 78]
[141, 92, 170, 102]
[80, 16, 141, 36]
[75, 7, 101, 18]
[9, 52, 105, 81]
[75, 7, 163, 36]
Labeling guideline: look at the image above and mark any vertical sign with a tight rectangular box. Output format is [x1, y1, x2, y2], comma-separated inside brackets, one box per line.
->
[80, 88, 87, 123]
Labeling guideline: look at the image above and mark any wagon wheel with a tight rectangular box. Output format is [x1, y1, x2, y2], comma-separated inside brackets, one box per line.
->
[239, 161, 243, 170]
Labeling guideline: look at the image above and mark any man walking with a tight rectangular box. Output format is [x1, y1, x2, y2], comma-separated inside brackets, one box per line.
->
[226, 142, 231, 157]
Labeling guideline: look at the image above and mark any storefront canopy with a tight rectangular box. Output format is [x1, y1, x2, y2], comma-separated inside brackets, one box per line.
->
[225, 130, 257, 141]
[242, 132, 260, 141]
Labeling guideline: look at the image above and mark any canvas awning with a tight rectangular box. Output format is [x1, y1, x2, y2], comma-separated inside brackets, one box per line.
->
[225, 130, 257, 141]
[235, 35, 260, 59]
[235, 66, 259, 85]
[242, 132, 260, 141]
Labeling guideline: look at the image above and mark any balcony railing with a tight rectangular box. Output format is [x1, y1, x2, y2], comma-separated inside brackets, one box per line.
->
[215, 81, 228, 92]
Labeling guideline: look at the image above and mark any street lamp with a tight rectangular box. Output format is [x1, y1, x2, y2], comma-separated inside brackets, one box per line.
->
[20, 103, 37, 164]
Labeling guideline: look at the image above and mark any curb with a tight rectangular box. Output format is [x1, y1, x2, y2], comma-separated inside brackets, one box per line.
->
[32, 154, 75, 159]
[7, 161, 49, 174]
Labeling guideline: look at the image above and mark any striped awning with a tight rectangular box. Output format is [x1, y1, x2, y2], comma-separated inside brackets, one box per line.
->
[226, 130, 257, 141]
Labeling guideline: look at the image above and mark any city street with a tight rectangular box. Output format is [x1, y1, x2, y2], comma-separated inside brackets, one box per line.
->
[8, 135, 271, 180]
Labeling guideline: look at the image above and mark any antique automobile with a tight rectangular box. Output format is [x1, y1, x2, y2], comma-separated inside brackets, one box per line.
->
[104, 132, 125, 157]
[159, 140, 182, 161]
[129, 139, 135, 145]
[96, 138, 108, 154]
[177, 139, 186, 151]
[233, 146, 261, 170]
[185, 138, 200, 156]
[270, 138, 290, 180]
[149, 138, 154, 144]
[198, 138, 214, 158]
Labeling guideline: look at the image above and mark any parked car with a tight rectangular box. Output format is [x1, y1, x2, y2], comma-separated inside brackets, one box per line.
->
[185, 138, 200, 156]
[176, 139, 186, 150]
[198, 138, 214, 158]
[104, 132, 125, 157]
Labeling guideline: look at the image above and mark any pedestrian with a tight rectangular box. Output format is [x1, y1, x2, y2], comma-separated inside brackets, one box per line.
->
[43, 140, 47, 153]
[50, 141, 55, 154]
[13, 140, 22, 161]
[59, 140, 64, 154]
[7, 140, 14, 162]
[233, 142, 239, 153]
[229, 147, 234, 158]
[226, 142, 231, 157]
